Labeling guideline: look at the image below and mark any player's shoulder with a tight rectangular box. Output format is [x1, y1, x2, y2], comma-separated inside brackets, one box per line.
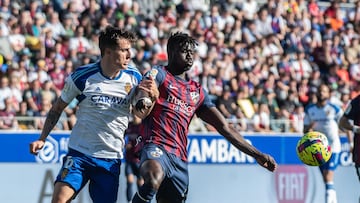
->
[149, 65, 165, 76]
[144, 65, 166, 83]
[348, 95, 360, 112]
[304, 103, 316, 112]
[327, 102, 341, 109]
[71, 61, 100, 82]
[352, 94, 360, 103]
[123, 64, 142, 82]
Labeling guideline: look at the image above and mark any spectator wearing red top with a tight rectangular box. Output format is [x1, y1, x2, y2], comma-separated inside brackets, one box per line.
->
[324, 1, 340, 19]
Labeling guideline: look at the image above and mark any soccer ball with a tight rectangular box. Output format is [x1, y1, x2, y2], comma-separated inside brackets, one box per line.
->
[296, 131, 332, 166]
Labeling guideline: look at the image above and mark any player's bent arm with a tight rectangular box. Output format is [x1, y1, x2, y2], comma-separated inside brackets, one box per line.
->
[38, 97, 69, 141]
[132, 79, 159, 119]
[339, 116, 360, 134]
[132, 88, 156, 119]
[197, 106, 277, 171]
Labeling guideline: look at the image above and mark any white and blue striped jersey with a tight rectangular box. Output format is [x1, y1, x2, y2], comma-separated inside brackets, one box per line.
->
[303, 102, 343, 153]
[60, 61, 142, 159]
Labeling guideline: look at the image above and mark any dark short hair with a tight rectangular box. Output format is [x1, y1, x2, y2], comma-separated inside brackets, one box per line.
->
[167, 32, 198, 56]
[98, 26, 137, 56]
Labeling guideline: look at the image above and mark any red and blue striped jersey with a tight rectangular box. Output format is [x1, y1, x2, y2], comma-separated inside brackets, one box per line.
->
[141, 66, 215, 161]
[343, 95, 360, 165]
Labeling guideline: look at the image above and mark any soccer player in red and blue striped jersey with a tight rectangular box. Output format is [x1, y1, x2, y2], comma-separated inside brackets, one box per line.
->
[132, 32, 277, 203]
[339, 94, 360, 203]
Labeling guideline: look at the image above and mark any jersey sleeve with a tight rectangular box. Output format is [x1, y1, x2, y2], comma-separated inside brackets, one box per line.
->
[334, 105, 343, 122]
[196, 87, 216, 113]
[60, 75, 81, 103]
[143, 66, 166, 87]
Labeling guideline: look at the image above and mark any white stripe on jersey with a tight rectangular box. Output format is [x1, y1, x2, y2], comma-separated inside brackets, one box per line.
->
[304, 102, 343, 153]
[60, 62, 142, 159]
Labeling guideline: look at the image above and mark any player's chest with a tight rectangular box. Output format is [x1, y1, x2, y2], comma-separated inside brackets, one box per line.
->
[309, 107, 336, 120]
[83, 78, 134, 108]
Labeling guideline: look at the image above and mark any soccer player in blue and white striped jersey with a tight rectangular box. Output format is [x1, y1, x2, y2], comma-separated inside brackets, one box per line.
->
[304, 83, 343, 203]
[29, 26, 158, 203]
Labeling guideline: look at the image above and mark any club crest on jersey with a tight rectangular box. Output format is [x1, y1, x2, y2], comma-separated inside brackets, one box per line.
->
[61, 168, 68, 180]
[125, 82, 132, 93]
[150, 147, 163, 158]
[190, 91, 199, 103]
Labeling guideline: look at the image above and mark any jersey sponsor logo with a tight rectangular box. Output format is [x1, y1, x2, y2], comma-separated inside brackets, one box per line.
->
[166, 94, 195, 116]
[90, 94, 130, 107]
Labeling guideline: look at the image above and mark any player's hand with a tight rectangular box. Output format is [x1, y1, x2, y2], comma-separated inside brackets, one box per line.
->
[138, 76, 159, 101]
[256, 153, 277, 172]
[135, 97, 153, 113]
[29, 140, 45, 155]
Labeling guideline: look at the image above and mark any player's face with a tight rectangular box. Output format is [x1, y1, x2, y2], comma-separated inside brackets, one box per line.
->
[317, 85, 330, 102]
[176, 42, 194, 71]
[110, 38, 132, 70]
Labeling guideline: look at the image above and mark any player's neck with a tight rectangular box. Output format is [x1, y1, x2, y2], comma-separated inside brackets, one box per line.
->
[317, 100, 327, 107]
[167, 65, 186, 79]
[100, 60, 121, 79]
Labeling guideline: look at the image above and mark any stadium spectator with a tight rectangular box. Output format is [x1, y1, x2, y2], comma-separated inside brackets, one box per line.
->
[22, 79, 42, 116]
[16, 101, 35, 130]
[0, 97, 18, 130]
[250, 84, 267, 112]
[252, 102, 271, 132]
[304, 83, 343, 203]
[0, 76, 12, 111]
[290, 103, 305, 133]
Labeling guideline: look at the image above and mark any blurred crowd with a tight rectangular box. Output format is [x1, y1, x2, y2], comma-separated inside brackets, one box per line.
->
[0, 0, 359, 133]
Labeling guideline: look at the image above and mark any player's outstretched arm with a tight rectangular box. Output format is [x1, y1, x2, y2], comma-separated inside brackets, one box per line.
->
[197, 106, 277, 172]
[29, 97, 68, 155]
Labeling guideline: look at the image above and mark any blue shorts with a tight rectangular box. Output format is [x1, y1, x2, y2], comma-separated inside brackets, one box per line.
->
[140, 144, 189, 202]
[55, 148, 121, 203]
[320, 152, 340, 171]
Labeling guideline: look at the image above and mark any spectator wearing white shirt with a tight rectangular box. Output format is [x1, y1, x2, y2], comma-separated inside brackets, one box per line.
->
[8, 23, 25, 53]
[242, 0, 258, 20]
[252, 102, 271, 132]
[291, 51, 313, 81]
[45, 12, 66, 41]
[69, 25, 90, 54]
[0, 76, 12, 110]
[255, 8, 274, 37]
